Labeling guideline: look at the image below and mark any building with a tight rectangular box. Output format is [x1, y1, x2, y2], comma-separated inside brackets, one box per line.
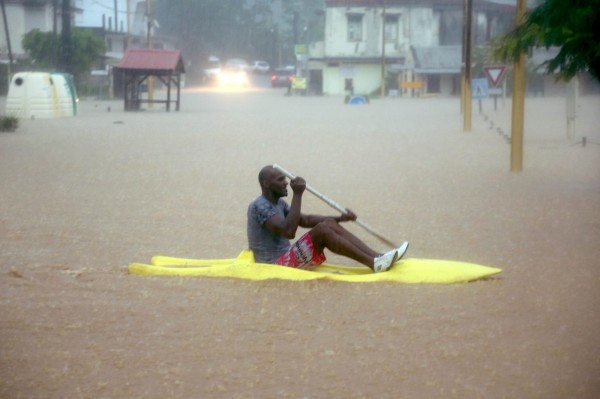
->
[0, 0, 80, 62]
[308, 0, 519, 96]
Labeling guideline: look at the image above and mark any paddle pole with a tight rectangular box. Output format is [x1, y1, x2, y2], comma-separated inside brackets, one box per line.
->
[272, 164, 399, 248]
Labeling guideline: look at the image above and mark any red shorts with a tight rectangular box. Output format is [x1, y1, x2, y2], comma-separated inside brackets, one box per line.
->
[276, 232, 326, 270]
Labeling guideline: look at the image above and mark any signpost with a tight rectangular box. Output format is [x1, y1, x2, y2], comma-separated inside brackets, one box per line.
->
[483, 65, 507, 111]
[472, 79, 489, 99]
[483, 65, 507, 87]
[472, 78, 488, 114]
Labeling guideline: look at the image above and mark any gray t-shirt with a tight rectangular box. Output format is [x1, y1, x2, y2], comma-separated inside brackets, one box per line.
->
[247, 195, 291, 263]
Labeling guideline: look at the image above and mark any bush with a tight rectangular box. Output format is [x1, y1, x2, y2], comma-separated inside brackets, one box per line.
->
[0, 115, 19, 132]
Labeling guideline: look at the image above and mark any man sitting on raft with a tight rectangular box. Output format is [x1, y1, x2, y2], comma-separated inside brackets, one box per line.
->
[247, 165, 409, 273]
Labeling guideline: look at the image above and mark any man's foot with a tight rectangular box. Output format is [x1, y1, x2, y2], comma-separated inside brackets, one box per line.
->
[396, 241, 409, 261]
[374, 250, 398, 273]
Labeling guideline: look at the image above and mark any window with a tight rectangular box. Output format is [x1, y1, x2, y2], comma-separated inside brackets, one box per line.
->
[384, 15, 399, 42]
[439, 10, 462, 45]
[347, 14, 363, 42]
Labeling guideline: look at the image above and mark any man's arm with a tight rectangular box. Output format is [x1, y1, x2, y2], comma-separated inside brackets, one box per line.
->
[264, 177, 305, 239]
[299, 209, 357, 228]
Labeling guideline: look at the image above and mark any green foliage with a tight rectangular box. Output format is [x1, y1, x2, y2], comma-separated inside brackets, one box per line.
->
[70, 29, 105, 85]
[22, 28, 105, 86]
[493, 0, 600, 82]
[21, 29, 58, 69]
[0, 115, 19, 133]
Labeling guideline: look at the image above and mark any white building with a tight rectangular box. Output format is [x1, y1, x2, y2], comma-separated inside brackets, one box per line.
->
[309, 0, 518, 96]
[0, 0, 68, 60]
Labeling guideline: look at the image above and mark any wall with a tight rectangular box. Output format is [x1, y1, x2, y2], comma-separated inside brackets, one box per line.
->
[0, 4, 26, 55]
[325, 6, 413, 59]
[0, 2, 57, 58]
[322, 4, 443, 95]
[323, 63, 382, 96]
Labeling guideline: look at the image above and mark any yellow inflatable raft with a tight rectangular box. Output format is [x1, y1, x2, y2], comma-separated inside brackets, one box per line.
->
[128, 250, 501, 283]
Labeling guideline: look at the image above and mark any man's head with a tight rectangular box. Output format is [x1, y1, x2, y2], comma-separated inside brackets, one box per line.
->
[259, 165, 288, 199]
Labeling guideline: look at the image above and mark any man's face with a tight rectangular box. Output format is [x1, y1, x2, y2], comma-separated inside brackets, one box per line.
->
[265, 169, 288, 198]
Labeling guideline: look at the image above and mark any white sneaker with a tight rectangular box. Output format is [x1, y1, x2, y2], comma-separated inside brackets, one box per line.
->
[374, 250, 398, 273]
[396, 241, 409, 260]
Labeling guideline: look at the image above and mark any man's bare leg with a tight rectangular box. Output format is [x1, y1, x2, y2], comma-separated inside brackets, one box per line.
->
[325, 219, 380, 258]
[308, 219, 381, 268]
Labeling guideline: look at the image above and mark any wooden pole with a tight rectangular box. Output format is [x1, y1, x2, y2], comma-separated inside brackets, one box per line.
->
[126, 0, 131, 48]
[463, 0, 473, 132]
[272, 164, 399, 248]
[1, 0, 14, 79]
[114, 0, 118, 31]
[460, 0, 467, 114]
[146, 0, 153, 109]
[380, 1, 386, 98]
[61, 0, 72, 74]
[510, 0, 527, 172]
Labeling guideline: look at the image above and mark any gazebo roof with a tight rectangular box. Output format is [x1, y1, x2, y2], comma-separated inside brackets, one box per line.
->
[117, 48, 185, 74]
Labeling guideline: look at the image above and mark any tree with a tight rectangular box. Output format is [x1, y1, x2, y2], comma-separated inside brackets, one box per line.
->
[493, 0, 600, 82]
[22, 28, 105, 86]
[493, 0, 600, 81]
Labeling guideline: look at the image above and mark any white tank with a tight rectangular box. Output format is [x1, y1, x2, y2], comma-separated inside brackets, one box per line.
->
[5, 72, 77, 118]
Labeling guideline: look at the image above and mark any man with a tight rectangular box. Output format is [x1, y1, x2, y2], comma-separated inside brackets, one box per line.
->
[247, 165, 409, 273]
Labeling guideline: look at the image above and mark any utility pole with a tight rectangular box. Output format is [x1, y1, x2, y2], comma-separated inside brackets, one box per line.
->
[293, 11, 299, 76]
[114, 0, 118, 31]
[52, 0, 58, 68]
[380, 0, 386, 98]
[463, 0, 473, 132]
[510, 0, 527, 172]
[146, 0, 153, 108]
[126, 0, 131, 48]
[1, 0, 14, 81]
[61, 0, 72, 74]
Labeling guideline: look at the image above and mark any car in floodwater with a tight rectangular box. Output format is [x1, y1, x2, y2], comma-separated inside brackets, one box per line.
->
[271, 66, 294, 88]
[218, 65, 250, 87]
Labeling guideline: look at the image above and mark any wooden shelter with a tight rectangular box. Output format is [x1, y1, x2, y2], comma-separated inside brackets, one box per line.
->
[117, 49, 185, 111]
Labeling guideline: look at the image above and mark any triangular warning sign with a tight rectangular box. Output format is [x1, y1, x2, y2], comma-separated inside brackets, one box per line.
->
[484, 65, 507, 87]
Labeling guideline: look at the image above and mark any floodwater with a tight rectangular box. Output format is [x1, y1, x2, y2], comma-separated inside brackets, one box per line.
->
[1, 84, 599, 398]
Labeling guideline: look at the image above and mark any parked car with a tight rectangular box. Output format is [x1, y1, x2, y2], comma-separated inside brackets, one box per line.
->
[250, 60, 270, 74]
[271, 67, 294, 88]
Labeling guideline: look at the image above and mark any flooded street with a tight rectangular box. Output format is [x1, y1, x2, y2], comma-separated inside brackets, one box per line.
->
[1, 87, 599, 398]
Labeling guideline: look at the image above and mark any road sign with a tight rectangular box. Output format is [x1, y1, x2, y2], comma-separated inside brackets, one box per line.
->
[483, 65, 507, 87]
[488, 87, 503, 96]
[472, 78, 489, 99]
[292, 77, 306, 90]
[294, 44, 307, 55]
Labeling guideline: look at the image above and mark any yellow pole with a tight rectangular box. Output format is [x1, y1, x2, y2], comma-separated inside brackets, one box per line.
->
[510, 0, 527, 172]
[146, 0, 153, 109]
[460, 70, 465, 114]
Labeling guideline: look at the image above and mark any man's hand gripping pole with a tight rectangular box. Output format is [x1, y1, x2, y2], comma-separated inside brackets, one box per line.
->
[272, 164, 399, 248]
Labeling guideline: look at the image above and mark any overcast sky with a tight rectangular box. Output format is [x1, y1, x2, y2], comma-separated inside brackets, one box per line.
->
[76, 0, 132, 28]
